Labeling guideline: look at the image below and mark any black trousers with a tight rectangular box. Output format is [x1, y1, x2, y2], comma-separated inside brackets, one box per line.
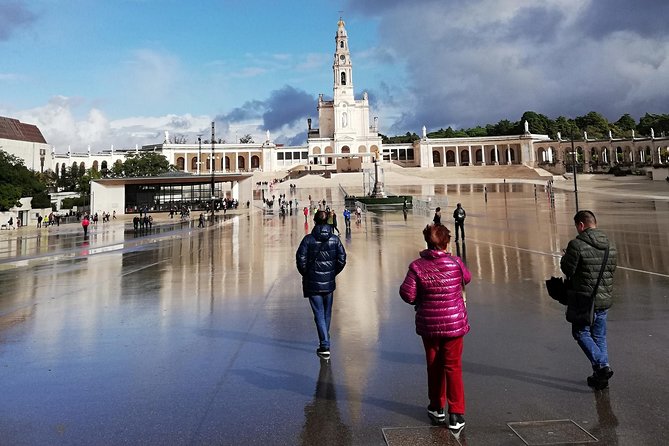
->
[455, 221, 465, 241]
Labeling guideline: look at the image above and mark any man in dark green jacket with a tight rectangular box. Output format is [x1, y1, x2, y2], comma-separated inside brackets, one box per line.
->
[561, 210, 617, 390]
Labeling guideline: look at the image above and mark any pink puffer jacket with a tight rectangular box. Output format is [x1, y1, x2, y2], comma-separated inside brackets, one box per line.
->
[400, 249, 471, 338]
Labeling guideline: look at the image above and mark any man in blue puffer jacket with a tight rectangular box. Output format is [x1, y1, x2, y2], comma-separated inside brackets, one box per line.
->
[296, 210, 347, 359]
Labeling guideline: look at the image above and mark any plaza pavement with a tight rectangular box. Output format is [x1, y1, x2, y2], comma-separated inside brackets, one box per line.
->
[0, 168, 668, 445]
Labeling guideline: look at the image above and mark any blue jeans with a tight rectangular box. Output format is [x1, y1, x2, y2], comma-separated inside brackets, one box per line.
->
[308, 293, 333, 349]
[572, 309, 609, 370]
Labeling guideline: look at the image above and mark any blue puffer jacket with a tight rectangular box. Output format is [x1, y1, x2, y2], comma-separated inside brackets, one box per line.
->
[296, 224, 346, 296]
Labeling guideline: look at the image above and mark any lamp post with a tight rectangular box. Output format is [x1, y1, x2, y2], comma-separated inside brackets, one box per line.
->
[210, 121, 215, 216]
[197, 137, 202, 175]
[570, 130, 579, 212]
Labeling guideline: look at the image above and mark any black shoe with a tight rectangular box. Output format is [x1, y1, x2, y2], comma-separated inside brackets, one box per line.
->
[596, 366, 614, 380]
[448, 413, 465, 430]
[587, 373, 609, 390]
[316, 347, 330, 359]
[427, 406, 446, 424]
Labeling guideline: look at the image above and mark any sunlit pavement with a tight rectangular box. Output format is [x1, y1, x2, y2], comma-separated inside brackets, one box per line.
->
[1, 182, 668, 445]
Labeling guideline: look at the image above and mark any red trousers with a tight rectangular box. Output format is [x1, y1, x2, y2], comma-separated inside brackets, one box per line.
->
[422, 336, 465, 414]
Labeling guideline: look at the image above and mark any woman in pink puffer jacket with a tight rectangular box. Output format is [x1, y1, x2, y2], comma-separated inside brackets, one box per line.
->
[400, 224, 471, 431]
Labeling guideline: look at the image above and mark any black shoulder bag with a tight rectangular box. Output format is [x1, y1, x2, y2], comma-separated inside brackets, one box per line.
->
[565, 247, 609, 326]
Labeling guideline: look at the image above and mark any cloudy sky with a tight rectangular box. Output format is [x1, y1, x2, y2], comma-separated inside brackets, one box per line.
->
[1, 0, 667, 152]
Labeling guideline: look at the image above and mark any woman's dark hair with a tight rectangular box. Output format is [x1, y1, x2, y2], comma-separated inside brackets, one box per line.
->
[423, 224, 451, 250]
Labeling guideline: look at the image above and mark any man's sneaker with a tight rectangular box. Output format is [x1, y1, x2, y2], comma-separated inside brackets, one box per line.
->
[448, 413, 465, 430]
[316, 347, 330, 359]
[427, 406, 445, 424]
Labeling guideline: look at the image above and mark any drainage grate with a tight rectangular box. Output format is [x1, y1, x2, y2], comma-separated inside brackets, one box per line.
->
[507, 419, 598, 445]
[382, 426, 461, 446]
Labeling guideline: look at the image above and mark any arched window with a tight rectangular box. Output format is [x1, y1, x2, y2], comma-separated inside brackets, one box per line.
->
[80, 162, 85, 171]
[475, 149, 482, 164]
[251, 155, 260, 169]
[460, 150, 470, 165]
[341, 146, 350, 153]
[341, 72, 346, 85]
[238, 156, 245, 170]
[446, 151, 455, 165]
[191, 157, 198, 170]
[225, 156, 230, 171]
[176, 157, 185, 170]
[340, 41, 344, 48]
[432, 151, 441, 164]
[92, 161, 99, 172]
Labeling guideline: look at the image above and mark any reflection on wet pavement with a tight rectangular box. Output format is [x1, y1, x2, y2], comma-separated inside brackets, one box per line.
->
[0, 183, 668, 445]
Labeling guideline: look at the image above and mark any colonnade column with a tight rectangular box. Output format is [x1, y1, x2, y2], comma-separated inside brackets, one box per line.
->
[454, 147, 460, 166]
[468, 145, 473, 166]
[481, 145, 486, 165]
[494, 145, 499, 164]
[506, 145, 512, 165]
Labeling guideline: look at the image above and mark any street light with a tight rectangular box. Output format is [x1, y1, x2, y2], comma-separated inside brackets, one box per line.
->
[198, 137, 202, 175]
[210, 121, 215, 217]
[570, 130, 579, 212]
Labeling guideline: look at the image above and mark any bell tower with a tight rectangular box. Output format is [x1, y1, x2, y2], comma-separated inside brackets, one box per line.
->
[333, 17, 354, 104]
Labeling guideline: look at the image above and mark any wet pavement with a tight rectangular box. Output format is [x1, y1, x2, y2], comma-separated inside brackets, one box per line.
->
[1, 182, 668, 445]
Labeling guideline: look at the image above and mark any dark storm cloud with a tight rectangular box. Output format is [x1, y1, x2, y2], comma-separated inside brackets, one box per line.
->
[505, 6, 564, 43]
[579, 0, 669, 38]
[344, 0, 669, 134]
[222, 100, 264, 122]
[0, 1, 37, 41]
[286, 132, 307, 146]
[261, 85, 316, 132]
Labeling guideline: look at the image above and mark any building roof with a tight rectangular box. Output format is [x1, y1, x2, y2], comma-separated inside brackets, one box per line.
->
[0, 116, 47, 144]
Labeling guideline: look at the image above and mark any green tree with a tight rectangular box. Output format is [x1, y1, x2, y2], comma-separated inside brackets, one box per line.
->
[112, 152, 175, 177]
[519, 111, 553, 135]
[239, 134, 254, 143]
[575, 111, 610, 139]
[465, 126, 487, 137]
[554, 116, 581, 140]
[0, 150, 48, 210]
[615, 114, 636, 132]
[78, 169, 102, 195]
[637, 113, 669, 137]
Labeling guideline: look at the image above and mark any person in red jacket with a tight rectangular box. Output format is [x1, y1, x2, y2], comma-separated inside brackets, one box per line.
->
[400, 224, 471, 431]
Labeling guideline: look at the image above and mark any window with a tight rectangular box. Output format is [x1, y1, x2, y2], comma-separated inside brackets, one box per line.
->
[341, 72, 346, 85]
[277, 153, 284, 160]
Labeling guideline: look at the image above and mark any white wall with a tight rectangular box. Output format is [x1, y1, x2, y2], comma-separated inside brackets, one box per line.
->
[91, 182, 125, 215]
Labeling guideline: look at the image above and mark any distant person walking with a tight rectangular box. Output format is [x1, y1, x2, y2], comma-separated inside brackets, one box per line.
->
[560, 210, 617, 390]
[296, 210, 347, 359]
[453, 203, 466, 242]
[343, 208, 351, 230]
[303, 206, 309, 222]
[400, 224, 471, 431]
[432, 207, 442, 226]
[81, 215, 90, 237]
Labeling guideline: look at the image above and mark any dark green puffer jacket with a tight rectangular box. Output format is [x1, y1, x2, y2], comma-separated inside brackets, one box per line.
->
[560, 228, 617, 310]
